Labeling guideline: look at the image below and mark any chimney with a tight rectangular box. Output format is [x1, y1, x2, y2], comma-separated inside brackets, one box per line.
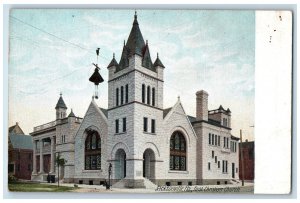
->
[196, 90, 209, 121]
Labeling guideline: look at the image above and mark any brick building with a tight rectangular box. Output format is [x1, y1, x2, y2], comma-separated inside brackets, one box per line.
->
[8, 123, 33, 180]
[239, 140, 254, 181]
[31, 13, 240, 187]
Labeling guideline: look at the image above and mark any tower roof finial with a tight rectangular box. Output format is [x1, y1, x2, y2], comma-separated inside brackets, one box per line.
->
[113, 53, 115, 59]
[157, 52, 159, 58]
[133, 10, 138, 25]
[60, 92, 62, 97]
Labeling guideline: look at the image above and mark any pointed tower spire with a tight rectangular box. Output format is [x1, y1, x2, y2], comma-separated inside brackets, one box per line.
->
[55, 93, 67, 109]
[153, 52, 165, 68]
[68, 108, 75, 117]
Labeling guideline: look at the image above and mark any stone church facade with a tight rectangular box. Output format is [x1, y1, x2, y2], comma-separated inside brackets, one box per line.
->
[30, 13, 239, 188]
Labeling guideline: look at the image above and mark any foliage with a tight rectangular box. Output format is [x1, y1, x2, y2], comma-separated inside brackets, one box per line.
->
[8, 174, 18, 183]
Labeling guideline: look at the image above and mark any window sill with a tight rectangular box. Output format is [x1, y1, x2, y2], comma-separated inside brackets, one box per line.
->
[82, 169, 102, 173]
[143, 131, 156, 135]
[168, 170, 189, 174]
[114, 132, 127, 136]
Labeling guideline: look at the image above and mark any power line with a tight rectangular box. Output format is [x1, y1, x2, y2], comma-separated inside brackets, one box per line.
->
[10, 15, 110, 61]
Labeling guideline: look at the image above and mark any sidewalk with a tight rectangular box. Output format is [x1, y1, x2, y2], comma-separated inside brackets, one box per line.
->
[41, 182, 254, 193]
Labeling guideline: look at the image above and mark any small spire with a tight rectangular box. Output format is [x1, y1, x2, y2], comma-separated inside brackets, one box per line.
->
[60, 92, 62, 97]
[157, 53, 159, 58]
[178, 95, 180, 101]
[113, 53, 115, 59]
[133, 10, 138, 25]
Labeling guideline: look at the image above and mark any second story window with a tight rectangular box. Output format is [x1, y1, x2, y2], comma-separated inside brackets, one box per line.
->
[123, 117, 126, 132]
[125, 84, 129, 103]
[116, 88, 119, 106]
[143, 117, 148, 132]
[115, 119, 119, 134]
[142, 84, 145, 103]
[121, 86, 124, 105]
[151, 119, 155, 133]
[152, 87, 155, 106]
[147, 86, 151, 105]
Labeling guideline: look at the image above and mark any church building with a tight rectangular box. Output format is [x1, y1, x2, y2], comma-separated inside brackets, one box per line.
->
[30, 13, 239, 188]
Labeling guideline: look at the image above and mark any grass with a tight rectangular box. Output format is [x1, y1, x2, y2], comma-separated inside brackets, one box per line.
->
[8, 182, 75, 192]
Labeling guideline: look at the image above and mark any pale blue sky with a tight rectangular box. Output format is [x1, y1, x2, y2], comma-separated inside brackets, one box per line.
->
[9, 9, 255, 140]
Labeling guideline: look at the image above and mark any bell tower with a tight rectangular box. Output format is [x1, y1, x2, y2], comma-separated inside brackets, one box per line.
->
[106, 12, 165, 188]
[55, 93, 67, 120]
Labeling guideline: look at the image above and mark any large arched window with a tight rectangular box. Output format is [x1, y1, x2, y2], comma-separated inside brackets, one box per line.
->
[170, 131, 186, 171]
[85, 131, 101, 170]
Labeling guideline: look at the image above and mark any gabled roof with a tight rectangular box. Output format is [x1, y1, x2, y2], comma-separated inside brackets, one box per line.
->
[9, 123, 24, 135]
[55, 94, 67, 109]
[9, 134, 33, 150]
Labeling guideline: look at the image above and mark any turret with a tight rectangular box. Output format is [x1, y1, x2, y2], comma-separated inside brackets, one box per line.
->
[55, 93, 67, 120]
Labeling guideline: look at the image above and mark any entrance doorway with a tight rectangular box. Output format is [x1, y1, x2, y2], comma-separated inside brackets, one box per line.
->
[142, 149, 155, 179]
[115, 149, 126, 179]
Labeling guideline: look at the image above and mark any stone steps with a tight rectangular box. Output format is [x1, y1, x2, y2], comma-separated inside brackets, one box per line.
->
[112, 178, 157, 189]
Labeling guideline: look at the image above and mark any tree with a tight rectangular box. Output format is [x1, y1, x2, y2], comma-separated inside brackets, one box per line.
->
[55, 153, 67, 187]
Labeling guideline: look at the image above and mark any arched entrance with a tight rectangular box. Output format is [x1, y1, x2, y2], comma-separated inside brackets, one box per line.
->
[143, 148, 155, 179]
[115, 149, 126, 179]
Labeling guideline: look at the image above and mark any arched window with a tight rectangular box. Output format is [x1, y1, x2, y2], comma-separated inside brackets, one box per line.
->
[85, 131, 101, 170]
[152, 87, 155, 106]
[147, 86, 151, 105]
[142, 84, 145, 103]
[170, 131, 186, 171]
[116, 88, 119, 106]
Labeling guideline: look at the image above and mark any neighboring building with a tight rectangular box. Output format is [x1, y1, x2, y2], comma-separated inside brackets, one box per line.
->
[31, 13, 239, 187]
[239, 140, 254, 181]
[30, 93, 83, 181]
[8, 123, 33, 180]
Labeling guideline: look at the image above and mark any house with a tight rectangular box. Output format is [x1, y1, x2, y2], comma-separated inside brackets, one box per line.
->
[8, 123, 33, 180]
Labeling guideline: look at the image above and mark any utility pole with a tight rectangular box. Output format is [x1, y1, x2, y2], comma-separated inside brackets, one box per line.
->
[240, 129, 245, 186]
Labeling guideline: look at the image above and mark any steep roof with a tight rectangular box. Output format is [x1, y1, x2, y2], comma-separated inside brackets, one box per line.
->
[187, 115, 197, 123]
[9, 134, 33, 150]
[107, 54, 119, 69]
[55, 94, 67, 109]
[163, 108, 172, 118]
[115, 12, 156, 73]
[99, 108, 108, 118]
[9, 123, 24, 135]
[153, 53, 165, 68]
[68, 109, 75, 117]
[126, 13, 146, 57]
